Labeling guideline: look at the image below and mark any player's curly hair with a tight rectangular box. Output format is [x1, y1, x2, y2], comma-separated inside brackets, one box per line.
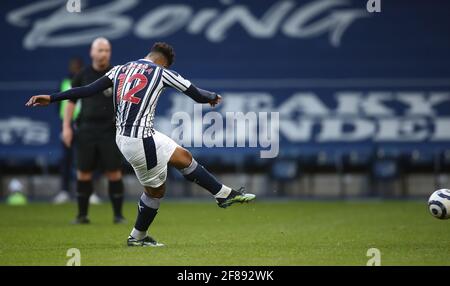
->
[151, 42, 175, 67]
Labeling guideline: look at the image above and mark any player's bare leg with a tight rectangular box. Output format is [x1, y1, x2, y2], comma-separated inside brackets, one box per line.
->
[105, 170, 126, 223]
[169, 146, 255, 208]
[127, 183, 165, 247]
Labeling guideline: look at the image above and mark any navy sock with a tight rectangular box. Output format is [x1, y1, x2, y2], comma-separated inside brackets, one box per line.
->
[108, 180, 124, 218]
[134, 193, 159, 232]
[181, 159, 222, 195]
[76, 180, 93, 218]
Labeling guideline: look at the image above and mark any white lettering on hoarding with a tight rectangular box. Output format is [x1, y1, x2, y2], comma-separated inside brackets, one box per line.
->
[6, 0, 369, 50]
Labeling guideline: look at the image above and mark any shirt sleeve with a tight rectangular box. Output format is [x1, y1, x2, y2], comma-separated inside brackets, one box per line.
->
[161, 68, 218, 103]
[161, 69, 192, 92]
[50, 76, 113, 103]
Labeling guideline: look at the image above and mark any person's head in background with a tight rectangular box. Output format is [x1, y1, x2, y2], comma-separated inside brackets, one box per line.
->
[90, 37, 111, 71]
[68, 57, 83, 77]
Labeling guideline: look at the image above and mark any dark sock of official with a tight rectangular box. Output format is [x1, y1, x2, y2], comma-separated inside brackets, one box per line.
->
[77, 180, 93, 218]
[108, 179, 124, 218]
[180, 159, 222, 195]
[134, 193, 160, 232]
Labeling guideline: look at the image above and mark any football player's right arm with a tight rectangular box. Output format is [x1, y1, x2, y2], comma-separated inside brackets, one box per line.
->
[26, 76, 113, 107]
[50, 76, 113, 102]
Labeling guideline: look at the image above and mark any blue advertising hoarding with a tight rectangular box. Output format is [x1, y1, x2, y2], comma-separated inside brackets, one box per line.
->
[1, 0, 450, 165]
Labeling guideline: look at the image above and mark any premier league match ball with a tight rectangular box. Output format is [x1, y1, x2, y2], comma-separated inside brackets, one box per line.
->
[428, 189, 450, 220]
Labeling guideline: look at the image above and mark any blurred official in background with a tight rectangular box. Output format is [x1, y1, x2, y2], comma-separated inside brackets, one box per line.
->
[53, 57, 83, 204]
[63, 38, 126, 224]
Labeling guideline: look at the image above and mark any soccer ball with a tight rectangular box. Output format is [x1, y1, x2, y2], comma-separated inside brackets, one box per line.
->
[428, 189, 450, 220]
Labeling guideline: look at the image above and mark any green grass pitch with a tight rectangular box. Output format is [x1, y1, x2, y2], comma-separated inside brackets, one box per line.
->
[0, 200, 449, 265]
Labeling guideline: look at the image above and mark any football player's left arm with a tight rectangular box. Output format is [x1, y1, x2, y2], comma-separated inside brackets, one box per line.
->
[26, 76, 113, 107]
[162, 69, 222, 107]
[184, 85, 222, 107]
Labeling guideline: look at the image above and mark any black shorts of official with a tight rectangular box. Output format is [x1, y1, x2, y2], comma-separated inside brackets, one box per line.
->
[75, 128, 123, 172]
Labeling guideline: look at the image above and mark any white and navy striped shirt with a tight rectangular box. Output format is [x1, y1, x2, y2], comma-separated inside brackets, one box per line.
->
[106, 59, 192, 138]
[50, 58, 217, 138]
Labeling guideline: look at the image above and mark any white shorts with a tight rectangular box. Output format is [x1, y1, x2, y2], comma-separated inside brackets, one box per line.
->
[115, 131, 179, 188]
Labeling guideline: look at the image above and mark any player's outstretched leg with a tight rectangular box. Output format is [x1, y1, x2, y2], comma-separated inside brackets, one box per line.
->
[127, 185, 164, 247]
[169, 147, 255, 208]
